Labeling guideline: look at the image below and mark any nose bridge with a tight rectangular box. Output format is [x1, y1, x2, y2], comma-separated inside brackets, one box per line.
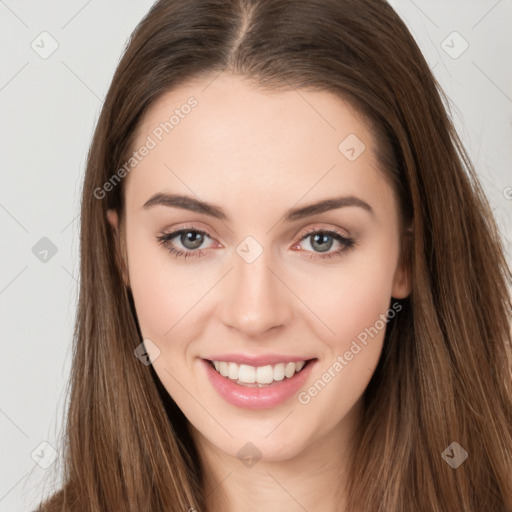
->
[219, 242, 292, 336]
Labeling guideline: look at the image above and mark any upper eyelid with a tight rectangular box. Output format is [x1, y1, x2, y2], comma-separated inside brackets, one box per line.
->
[298, 226, 351, 239]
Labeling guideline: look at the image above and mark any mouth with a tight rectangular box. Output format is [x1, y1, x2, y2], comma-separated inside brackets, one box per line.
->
[205, 358, 316, 387]
[201, 357, 318, 410]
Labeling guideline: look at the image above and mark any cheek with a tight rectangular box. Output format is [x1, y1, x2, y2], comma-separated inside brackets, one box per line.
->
[293, 256, 398, 436]
[302, 243, 399, 352]
[323, 269, 394, 348]
[296, 240, 399, 411]
[125, 228, 191, 341]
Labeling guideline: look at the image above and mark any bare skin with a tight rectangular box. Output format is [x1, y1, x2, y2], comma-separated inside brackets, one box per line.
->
[107, 72, 410, 511]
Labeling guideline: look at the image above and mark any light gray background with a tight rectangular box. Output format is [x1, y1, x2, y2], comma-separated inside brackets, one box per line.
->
[1, 1, 511, 510]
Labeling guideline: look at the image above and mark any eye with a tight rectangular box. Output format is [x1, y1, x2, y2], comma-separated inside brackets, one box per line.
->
[156, 228, 213, 260]
[295, 228, 356, 260]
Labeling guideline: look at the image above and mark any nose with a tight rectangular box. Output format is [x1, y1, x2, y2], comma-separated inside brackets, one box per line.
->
[219, 248, 294, 338]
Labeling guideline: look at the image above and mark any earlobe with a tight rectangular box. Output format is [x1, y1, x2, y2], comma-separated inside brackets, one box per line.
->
[392, 226, 412, 299]
[107, 208, 119, 231]
[391, 261, 411, 299]
[106, 208, 130, 288]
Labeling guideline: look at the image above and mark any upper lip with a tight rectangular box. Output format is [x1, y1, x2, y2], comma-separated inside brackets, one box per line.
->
[203, 354, 316, 366]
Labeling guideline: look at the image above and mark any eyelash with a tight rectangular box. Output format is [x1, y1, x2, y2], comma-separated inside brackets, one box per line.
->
[156, 227, 356, 261]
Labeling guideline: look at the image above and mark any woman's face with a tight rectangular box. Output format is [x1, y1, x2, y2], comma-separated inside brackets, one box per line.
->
[108, 72, 409, 463]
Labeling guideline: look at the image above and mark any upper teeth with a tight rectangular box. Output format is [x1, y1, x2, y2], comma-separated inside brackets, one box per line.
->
[213, 360, 306, 384]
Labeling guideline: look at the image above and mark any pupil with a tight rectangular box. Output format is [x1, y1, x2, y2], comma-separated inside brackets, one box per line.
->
[312, 233, 333, 253]
[182, 231, 203, 249]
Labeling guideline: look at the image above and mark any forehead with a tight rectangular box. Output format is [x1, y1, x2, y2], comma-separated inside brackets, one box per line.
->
[132, 72, 372, 154]
[124, 72, 389, 215]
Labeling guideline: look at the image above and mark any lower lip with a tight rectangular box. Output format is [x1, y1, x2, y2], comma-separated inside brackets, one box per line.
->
[201, 358, 317, 410]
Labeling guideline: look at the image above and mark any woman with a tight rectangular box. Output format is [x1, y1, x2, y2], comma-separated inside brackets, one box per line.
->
[37, 0, 512, 510]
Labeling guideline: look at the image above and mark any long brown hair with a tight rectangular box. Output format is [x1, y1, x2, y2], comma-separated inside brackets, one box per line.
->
[38, 0, 512, 510]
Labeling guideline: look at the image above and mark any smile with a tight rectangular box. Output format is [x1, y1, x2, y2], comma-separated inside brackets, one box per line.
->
[202, 358, 317, 409]
[210, 360, 307, 386]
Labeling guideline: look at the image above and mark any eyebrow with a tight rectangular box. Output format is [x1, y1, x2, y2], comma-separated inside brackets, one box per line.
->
[142, 192, 374, 222]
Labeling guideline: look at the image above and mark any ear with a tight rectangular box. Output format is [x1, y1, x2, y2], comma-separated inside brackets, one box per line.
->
[391, 226, 412, 299]
[391, 261, 410, 299]
[106, 209, 130, 288]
